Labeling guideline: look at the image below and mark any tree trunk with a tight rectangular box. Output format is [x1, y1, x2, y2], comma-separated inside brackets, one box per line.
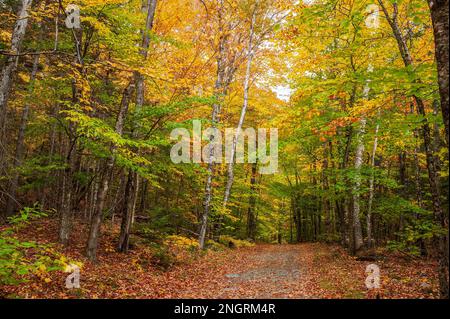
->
[0, 0, 33, 142]
[433, 100, 442, 170]
[4, 53, 40, 218]
[352, 84, 370, 253]
[118, 170, 134, 252]
[223, 4, 257, 207]
[428, 0, 449, 147]
[398, 151, 408, 237]
[59, 160, 73, 246]
[322, 143, 331, 236]
[117, 0, 157, 253]
[199, 0, 227, 249]
[247, 162, 258, 240]
[295, 197, 302, 243]
[366, 119, 379, 248]
[339, 126, 353, 247]
[59, 79, 79, 246]
[86, 83, 135, 261]
[291, 196, 298, 242]
[415, 95, 448, 299]
[413, 129, 426, 256]
[378, 0, 449, 298]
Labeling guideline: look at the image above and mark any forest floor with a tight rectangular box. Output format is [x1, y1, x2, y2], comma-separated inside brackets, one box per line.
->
[1, 219, 440, 299]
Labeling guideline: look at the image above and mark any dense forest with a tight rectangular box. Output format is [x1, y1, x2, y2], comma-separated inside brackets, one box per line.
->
[0, 0, 448, 299]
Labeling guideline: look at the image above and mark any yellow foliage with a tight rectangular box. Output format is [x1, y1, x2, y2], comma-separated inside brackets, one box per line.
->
[164, 235, 199, 250]
[218, 236, 254, 248]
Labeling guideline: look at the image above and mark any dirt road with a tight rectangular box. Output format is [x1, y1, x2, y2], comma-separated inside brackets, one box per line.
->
[2, 225, 439, 299]
[216, 244, 313, 298]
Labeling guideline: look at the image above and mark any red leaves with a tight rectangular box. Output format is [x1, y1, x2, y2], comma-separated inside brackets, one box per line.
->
[305, 243, 439, 299]
[1, 220, 439, 299]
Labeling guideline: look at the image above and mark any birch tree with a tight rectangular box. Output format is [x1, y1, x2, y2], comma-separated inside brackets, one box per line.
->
[199, 0, 228, 249]
[223, 3, 257, 207]
[366, 115, 379, 248]
[0, 0, 33, 168]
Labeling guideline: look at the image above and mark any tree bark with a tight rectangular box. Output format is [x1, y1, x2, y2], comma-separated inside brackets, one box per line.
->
[247, 162, 258, 240]
[414, 95, 448, 299]
[86, 82, 135, 261]
[322, 143, 331, 236]
[428, 0, 449, 147]
[59, 79, 79, 246]
[340, 126, 353, 247]
[4, 54, 40, 218]
[352, 77, 371, 253]
[118, 170, 134, 252]
[0, 0, 33, 171]
[0, 0, 33, 123]
[366, 118, 379, 248]
[223, 4, 257, 207]
[199, 0, 227, 249]
[118, 0, 157, 253]
[379, 0, 448, 298]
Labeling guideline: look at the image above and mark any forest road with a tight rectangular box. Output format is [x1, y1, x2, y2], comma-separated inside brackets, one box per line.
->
[216, 244, 314, 298]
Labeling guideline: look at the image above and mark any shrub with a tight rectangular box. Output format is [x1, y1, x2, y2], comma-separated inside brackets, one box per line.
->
[150, 245, 177, 271]
[0, 205, 68, 285]
[134, 224, 164, 243]
[205, 240, 226, 251]
[164, 235, 199, 251]
[218, 235, 254, 249]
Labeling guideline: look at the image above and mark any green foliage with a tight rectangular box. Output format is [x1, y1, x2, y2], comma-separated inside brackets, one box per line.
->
[388, 219, 446, 256]
[374, 196, 430, 223]
[0, 205, 65, 285]
[205, 240, 226, 251]
[147, 235, 200, 271]
[134, 223, 164, 244]
[150, 245, 177, 271]
[14, 156, 66, 192]
[7, 203, 51, 230]
[218, 236, 255, 248]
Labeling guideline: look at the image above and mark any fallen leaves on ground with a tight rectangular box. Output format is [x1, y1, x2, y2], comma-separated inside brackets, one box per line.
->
[0, 219, 439, 299]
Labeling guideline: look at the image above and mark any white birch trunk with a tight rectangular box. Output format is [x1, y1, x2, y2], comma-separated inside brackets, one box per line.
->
[223, 5, 257, 207]
[366, 116, 379, 248]
[199, 0, 226, 249]
[352, 64, 372, 252]
[0, 0, 33, 160]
